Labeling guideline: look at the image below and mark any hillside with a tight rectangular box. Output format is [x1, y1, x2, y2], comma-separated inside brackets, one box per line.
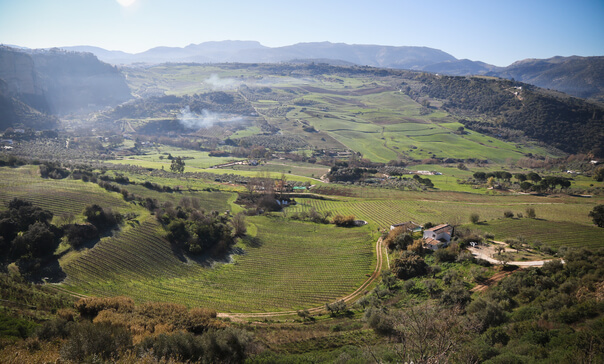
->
[57, 42, 604, 101]
[0, 46, 132, 117]
[491, 56, 604, 102]
[0, 79, 57, 130]
[416, 74, 604, 156]
[114, 63, 602, 158]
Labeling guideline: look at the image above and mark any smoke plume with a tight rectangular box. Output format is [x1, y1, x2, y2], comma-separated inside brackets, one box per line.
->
[178, 106, 244, 130]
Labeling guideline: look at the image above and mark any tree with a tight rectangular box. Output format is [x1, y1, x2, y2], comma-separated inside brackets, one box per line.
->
[381, 269, 397, 290]
[470, 213, 480, 224]
[170, 156, 185, 174]
[527, 172, 541, 183]
[325, 300, 347, 316]
[589, 205, 604, 228]
[520, 181, 533, 191]
[473, 172, 486, 180]
[486, 176, 495, 188]
[392, 251, 428, 279]
[389, 303, 466, 363]
[231, 212, 247, 237]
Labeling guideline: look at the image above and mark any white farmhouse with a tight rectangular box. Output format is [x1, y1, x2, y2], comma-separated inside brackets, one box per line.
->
[423, 224, 453, 250]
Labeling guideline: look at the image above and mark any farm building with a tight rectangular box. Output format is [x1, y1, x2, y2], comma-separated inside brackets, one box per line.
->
[423, 224, 453, 250]
[390, 221, 422, 232]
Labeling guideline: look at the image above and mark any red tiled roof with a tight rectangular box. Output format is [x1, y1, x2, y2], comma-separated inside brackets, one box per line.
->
[426, 224, 452, 233]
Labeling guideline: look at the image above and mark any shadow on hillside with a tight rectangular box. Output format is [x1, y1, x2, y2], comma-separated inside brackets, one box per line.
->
[170, 242, 252, 267]
[20, 256, 66, 283]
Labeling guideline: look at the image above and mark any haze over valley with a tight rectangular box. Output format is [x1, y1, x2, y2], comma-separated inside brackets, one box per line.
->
[0, 1, 603, 362]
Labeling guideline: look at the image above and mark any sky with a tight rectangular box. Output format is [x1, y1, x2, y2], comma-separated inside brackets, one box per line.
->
[0, 0, 602, 66]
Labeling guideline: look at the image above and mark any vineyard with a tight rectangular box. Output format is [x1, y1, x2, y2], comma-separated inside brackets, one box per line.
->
[1, 165, 602, 313]
[0, 166, 131, 217]
[288, 193, 601, 231]
[61, 216, 374, 312]
[470, 219, 604, 250]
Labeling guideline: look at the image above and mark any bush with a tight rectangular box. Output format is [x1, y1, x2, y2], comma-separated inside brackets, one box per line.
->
[392, 251, 428, 279]
[470, 213, 480, 224]
[440, 283, 471, 307]
[434, 247, 457, 263]
[74, 296, 135, 319]
[64, 223, 99, 247]
[504, 211, 514, 218]
[333, 214, 356, 227]
[60, 321, 132, 362]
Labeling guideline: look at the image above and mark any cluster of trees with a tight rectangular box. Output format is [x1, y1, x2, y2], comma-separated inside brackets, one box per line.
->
[108, 92, 253, 120]
[238, 135, 307, 151]
[360, 239, 603, 363]
[0, 197, 125, 281]
[327, 164, 378, 183]
[469, 170, 572, 192]
[155, 198, 239, 257]
[0, 199, 60, 262]
[332, 214, 356, 227]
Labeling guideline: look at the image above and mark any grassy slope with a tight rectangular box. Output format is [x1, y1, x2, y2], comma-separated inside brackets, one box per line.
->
[122, 64, 558, 164]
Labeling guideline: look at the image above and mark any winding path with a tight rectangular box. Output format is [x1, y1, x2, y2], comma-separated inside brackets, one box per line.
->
[218, 237, 385, 320]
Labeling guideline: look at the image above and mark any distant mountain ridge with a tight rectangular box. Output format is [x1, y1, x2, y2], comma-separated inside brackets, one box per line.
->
[57, 41, 604, 100]
[62, 41, 456, 70]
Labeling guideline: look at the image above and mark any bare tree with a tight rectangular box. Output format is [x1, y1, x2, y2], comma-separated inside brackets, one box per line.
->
[390, 303, 465, 364]
[231, 212, 247, 237]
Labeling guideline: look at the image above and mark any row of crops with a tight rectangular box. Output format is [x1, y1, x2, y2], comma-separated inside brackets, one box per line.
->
[0, 166, 131, 215]
[288, 195, 602, 240]
[61, 216, 374, 312]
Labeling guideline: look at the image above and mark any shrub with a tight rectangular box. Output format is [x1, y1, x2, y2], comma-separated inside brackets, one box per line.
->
[503, 211, 514, 218]
[434, 247, 457, 263]
[392, 251, 428, 279]
[332, 214, 356, 227]
[75, 296, 135, 319]
[470, 213, 480, 224]
[60, 321, 132, 362]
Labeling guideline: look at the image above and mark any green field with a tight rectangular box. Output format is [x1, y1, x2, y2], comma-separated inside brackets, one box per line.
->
[121, 64, 560, 164]
[1, 157, 602, 313]
[467, 218, 604, 250]
[61, 216, 374, 312]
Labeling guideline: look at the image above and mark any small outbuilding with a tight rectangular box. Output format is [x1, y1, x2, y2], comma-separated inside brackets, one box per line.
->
[390, 221, 422, 232]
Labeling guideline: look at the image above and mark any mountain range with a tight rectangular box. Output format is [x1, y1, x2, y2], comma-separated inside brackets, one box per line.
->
[57, 41, 604, 101]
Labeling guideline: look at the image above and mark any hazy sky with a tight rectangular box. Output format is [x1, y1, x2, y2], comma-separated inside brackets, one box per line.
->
[0, 0, 602, 66]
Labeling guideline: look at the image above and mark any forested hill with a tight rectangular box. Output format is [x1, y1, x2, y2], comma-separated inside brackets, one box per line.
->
[417, 74, 604, 156]
[0, 46, 131, 116]
[491, 56, 604, 102]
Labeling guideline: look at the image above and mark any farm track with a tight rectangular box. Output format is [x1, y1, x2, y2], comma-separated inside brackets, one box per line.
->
[218, 237, 384, 320]
[471, 269, 519, 293]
